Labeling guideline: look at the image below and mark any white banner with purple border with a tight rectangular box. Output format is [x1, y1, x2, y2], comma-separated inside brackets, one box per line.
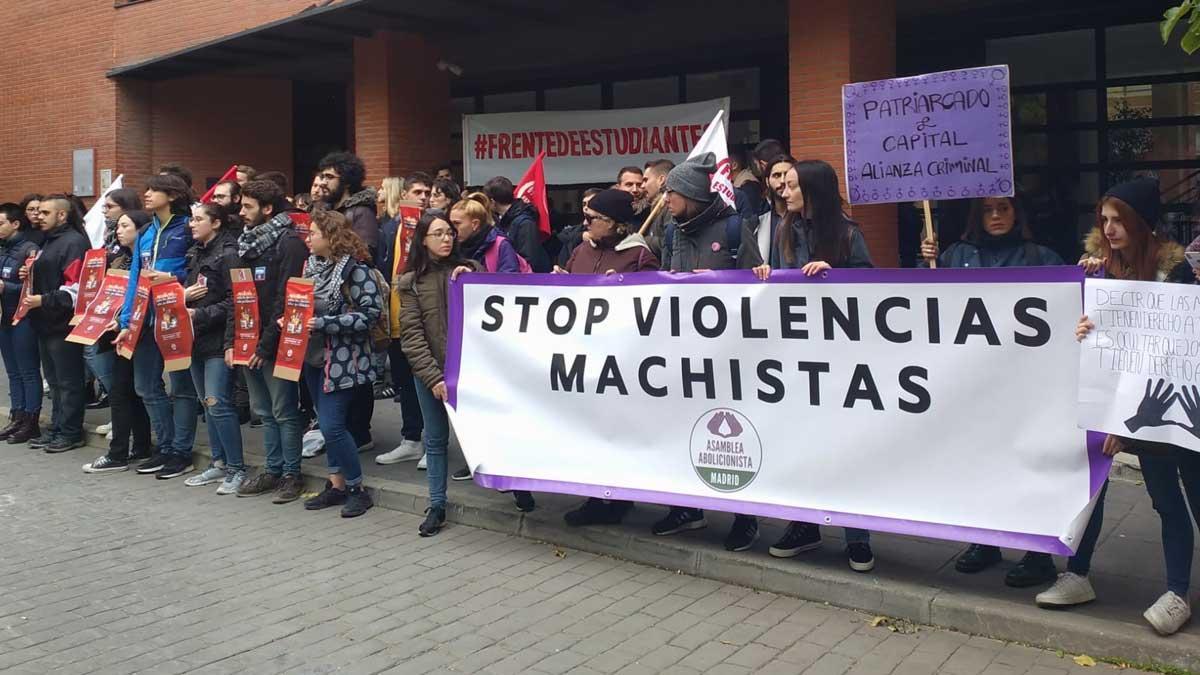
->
[445, 267, 1107, 555]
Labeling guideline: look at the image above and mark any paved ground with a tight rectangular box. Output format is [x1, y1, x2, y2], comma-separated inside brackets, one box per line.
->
[0, 444, 1158, 675]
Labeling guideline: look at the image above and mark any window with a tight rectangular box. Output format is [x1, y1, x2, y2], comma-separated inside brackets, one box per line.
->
[1106, 23, 1200, 79]
[686, 68, 760, 111]
[986, 30, 1095, 86]
[612, 77, 678, 109]
[483, 91, 536, 113]
[544, 85, 602, 111]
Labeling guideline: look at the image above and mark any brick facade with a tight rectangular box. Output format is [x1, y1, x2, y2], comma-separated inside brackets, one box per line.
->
[788, 0, 898, 265]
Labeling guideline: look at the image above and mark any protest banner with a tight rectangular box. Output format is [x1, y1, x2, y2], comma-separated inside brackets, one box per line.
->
[10, 253, 37, 326]
[1078, 277, 1200, 453]
[842, 65, 1014, 207]
[152, 279, 193, 371]
[115, 274, 153, 359]
[291, 211, 311, 247]
[463, 98, 729, 185]
[66, 269, 128, 345]
[273, 277, 314, 381]
[71, 248, 108, 325]
[446, 267, 1105, 554]
[229, 269, 259, 366]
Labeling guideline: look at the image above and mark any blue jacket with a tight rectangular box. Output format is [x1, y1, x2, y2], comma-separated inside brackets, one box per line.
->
[929, 240, 1065, 269]
[119, 212, 193, 329]
[0, 232, 38, 325]
[464, 226, 521, 273]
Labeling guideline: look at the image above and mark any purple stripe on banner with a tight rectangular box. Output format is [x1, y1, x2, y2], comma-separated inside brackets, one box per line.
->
[1087, 430, 1113, 495]
[444, 276, 465, 410]
[453, 265, 1085, 289]
[473, 472, 1075, 555]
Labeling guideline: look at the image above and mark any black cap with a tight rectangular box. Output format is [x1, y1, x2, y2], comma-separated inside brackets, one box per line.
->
[1104, 177, 1161, 228]
[588, 189, 635, 225]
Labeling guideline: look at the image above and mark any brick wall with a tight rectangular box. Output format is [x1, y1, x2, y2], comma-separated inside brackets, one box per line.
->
[788, 0, 898, 265]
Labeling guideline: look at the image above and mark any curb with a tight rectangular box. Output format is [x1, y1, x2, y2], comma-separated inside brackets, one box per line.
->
[29, 412, 1200, 672]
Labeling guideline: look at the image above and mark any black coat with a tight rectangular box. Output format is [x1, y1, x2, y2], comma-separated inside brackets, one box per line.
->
[0, 233, 39, 325]
[29, 224, 88, 337]
[185, 230, 240, 360]
[224, 222, 309, 362]
[497, 201, 550, 273]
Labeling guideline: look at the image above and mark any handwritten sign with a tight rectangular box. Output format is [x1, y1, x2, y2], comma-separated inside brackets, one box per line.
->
[1078, 277, 1200, 453]
[842, 65, 1013, 206]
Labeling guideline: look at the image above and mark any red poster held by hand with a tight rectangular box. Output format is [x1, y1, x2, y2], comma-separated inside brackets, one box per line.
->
[71, 248, 108, 325]
[67, 270, 129, 345]
[11, 253, 37, 326]
[152, 279, 194, 372]
[273, 277, 314, 382]
[230, 268, 260, 366]
[115, 274, 153, 359]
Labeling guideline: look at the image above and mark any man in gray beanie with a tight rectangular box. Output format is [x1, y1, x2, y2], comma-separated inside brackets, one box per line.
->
[661, 152, 743, 274]
[653, 152, 759, 553]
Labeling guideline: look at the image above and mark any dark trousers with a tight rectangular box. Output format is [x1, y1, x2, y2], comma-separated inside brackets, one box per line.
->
[1067, 481, 1109, 577]
[348, 383, 374, 447]
[108, 351, 151, 460]
[389, 341, 423, 442]
[38, 335, 85, 441]
[1140, 452, 1200, 595]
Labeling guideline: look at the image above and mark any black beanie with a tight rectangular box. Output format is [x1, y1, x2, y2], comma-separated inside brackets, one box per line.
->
[587, 189, 635, 225]
[1104, 177, 1161, 228]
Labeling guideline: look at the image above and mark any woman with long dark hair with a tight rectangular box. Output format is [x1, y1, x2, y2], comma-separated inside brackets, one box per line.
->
[1046, 178, 1200, 636]
[399, 211, 477, 536]
[750, 159, 875, 573]
[19, 194, 44, 245]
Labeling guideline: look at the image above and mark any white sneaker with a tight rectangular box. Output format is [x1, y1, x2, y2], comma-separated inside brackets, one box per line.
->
[1035, 572, 1096, 608]
[185, 464, 227, 487]
[301, 429, 325, 458]
[216, 470, 246, 495]
[417, 453, 427, 470]
[106, 429, 113, 441]
[96, 421, 112, 435]
[375, 440, 423, 465]
[1144, 591, 1191, 635]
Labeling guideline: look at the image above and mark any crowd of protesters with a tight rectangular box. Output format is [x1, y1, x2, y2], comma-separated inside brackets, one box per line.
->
[2, 142, 1198, 637]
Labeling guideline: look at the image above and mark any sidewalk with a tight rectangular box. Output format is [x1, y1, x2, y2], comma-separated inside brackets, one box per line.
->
[52, 401, 1200, 670]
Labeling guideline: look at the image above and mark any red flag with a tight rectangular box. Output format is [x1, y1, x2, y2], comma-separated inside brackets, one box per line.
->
[514, 151, 551, 241]
[200, 165, 239, 203]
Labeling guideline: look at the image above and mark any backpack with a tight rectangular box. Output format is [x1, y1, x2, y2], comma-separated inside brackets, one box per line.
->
[342, 264, 391, 351]
[483, 234, 532, 274]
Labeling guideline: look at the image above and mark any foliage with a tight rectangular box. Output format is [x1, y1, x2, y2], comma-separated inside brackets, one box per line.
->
[1162, 2, 1200, 54]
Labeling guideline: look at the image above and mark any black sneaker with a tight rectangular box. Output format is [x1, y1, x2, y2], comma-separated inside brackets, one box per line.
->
[341, 485, 373, 518]
[45, 436, 86, 454]
[768, 521, 822, 558]
[1004, 551, 1058, 588]
[564, 498, 624, 527]
[128, 447, 153, 462]
[28, 433, 57, 450]
[652, 507, 706, 536]
[82, 454, 128, 474]
[450, 467, 472, 481]
[155, 455, 194, 480]
[304, 481, 347, 510]
[418, 506, 445, 536]
[724, 515, 760, 552]
[513, 490, 535, 512]
[135, 452, 168, 474]
[847, 542, 875, 573]
[955, 543, 1002, 574]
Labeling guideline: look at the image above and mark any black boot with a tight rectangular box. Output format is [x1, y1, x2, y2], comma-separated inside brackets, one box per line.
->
[0, 411, 24, 441]
[1004, 552, 1058, 588]
[954, 544, 1002, 573]
[7, 413, 41, 445]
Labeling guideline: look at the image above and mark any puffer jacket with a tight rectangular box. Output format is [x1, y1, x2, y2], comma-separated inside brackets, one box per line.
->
[0, 232, 39, 325]
[497, 200, 550, 272]
[398, 259, 480, 390]
[1083, 228, 1186, 283]
[335, 187, 380, 258]
[565, 232, 660, 274]
[769, 216, 873, 270]
[185, 229, 240, 360]
[310, 259, 382, 393]
[668, 199, 739, 273]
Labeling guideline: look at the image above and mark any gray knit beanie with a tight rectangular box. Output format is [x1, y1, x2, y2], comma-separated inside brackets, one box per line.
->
[665, 152, 717, 203]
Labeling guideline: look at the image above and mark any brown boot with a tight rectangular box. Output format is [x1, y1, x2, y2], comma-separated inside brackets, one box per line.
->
[0, 411, 24, 441]
[8, 413, 40, 445]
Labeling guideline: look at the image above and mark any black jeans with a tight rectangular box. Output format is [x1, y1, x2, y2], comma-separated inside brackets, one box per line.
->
[108, 351, 151, 460]
[348, 382, 374, 447]
[389, 341, 423, 442]
[38, 335, 86, 441]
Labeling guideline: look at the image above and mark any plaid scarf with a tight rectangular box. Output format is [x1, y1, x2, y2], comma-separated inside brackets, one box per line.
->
[304, 253, 350, 312]
[237, 212, 293, 259]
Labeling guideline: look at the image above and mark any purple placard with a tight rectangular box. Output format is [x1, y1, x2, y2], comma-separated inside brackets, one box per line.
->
[445, 267, 1107, 554]
[842, 65, 1014, 206]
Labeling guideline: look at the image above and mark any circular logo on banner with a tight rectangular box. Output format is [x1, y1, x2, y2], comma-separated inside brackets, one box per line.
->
[689, 408, 762, 493]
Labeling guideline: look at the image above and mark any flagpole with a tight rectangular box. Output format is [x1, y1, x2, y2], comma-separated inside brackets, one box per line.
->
[637, 194, 667, 237]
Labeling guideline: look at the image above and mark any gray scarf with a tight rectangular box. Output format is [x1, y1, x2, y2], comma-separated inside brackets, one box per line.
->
[305, 254, 350, 313]
[238, 212, 293, 259]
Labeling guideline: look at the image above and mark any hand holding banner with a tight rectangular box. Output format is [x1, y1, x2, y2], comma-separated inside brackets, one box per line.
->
[274, 277, 314, 381]
[152, 279, 194, 372]
[11, 253, 37, 326]
[230, 268, 260, 366]
[115, 274, 153, 358]
[71, 248, 108, 325]
[67, 269, 129, 345]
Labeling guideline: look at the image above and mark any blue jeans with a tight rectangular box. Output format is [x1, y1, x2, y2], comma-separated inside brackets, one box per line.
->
[1067, 481, 1109, 577]
[304, 365, 363, 487]
[132, 332, 174, 456]
[190, 356, 243, 472]
[85, 344, 114, 395]
[1140, 453, 1200, 596]
[242, 360, 302, 476]
[165, 368, 199, 458]
[0, 321, 41, 413]
[414, 376, 449, 509]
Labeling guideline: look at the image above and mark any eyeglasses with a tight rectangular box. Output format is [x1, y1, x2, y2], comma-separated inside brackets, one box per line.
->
[426, 229, 455, 240]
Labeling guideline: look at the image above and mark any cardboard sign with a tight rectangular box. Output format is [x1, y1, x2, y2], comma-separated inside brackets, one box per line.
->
[273, 277, 314, 381]
[71, 248, 108, 325]
[230, 268, 259, 366]
[842, 65, 1014, 205]
[10, 253, 37, 326]
[292, 212, 312, 249]
[393, 202, 422, 277]
[66, 269, 129, 345]
[115, 274, 154, 359]
[152, 279, 194, 372]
